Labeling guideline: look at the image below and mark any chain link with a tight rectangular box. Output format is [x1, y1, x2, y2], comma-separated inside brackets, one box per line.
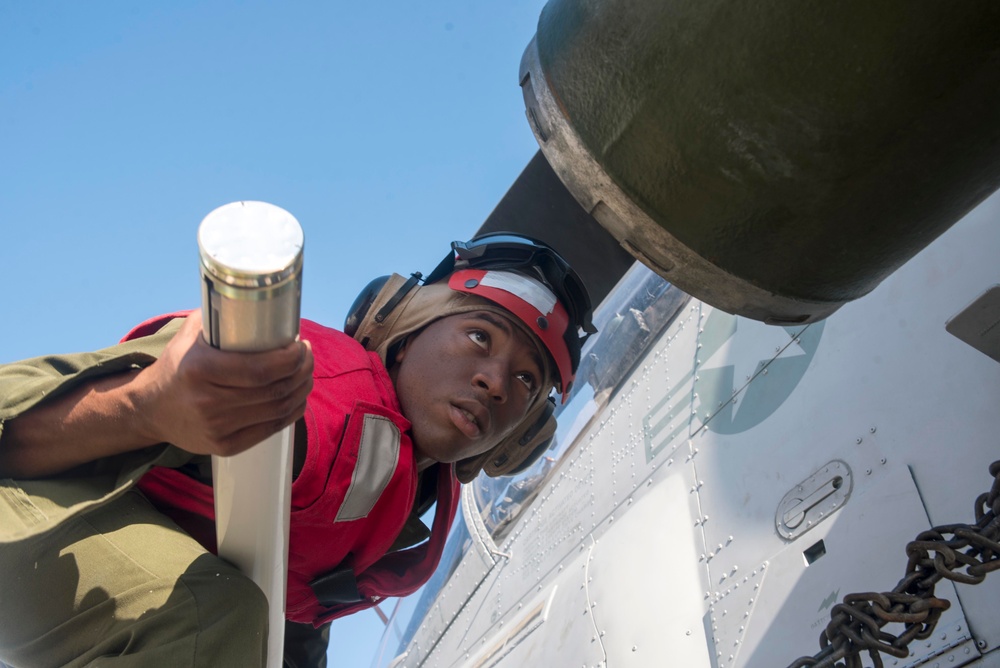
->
[786, 459, 1000, 668]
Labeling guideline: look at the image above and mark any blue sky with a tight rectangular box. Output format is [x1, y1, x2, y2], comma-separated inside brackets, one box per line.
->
[2, 1, 547, 665]
[2, 0, 546, 361]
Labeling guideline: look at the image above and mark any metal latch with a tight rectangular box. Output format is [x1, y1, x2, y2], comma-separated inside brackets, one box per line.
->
[776, 460, 853, 540]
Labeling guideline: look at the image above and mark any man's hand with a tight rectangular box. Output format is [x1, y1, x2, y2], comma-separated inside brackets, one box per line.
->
[134, 311, 314, 457]
[0, 311, 314, 478]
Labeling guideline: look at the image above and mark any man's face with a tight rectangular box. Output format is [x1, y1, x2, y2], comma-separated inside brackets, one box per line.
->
[391, 310, 546, 467]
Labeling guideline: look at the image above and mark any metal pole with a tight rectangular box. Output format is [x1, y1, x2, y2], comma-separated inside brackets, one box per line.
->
[198, 200, 304, 668]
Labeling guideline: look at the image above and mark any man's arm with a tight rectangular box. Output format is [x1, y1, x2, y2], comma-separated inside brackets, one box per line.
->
[0, 312, 314, 479]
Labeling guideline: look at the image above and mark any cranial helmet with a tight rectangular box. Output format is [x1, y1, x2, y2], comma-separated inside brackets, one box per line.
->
[344, 233, 594, 483]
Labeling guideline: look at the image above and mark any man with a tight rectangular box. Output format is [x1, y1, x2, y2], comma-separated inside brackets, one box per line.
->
[0, 234, 594, 667]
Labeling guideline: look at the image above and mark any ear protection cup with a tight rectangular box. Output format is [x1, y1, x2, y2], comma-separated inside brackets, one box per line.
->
[455, 396, 557, 484]
[344, 272, 424, 349]
[491, 396, 557, 477]
[344, 275, 391, 339]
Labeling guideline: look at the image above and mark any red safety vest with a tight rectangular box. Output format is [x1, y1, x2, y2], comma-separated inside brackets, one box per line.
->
[123, 313, 460, 626]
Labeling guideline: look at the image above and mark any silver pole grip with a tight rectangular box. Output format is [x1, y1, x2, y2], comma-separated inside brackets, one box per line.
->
[198, 201, 304, 668]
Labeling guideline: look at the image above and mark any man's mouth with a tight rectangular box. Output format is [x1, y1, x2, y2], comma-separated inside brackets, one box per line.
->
[450, 404, 483, 439]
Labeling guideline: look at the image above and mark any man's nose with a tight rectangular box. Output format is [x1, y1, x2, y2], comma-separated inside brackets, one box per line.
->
[473, 360, 509, 403]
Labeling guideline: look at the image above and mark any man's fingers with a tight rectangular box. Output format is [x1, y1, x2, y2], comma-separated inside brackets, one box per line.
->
[218, 370, 313, 428]
[206, 343, 313, 408]
[201, 367, 312, 453]
[191, 338, 313, 390]
[143, 313, 314, 457]
[210, 401, 308, 457]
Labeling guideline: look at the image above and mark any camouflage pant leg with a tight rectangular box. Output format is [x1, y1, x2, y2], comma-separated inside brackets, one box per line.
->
[0, 488, 268, 668]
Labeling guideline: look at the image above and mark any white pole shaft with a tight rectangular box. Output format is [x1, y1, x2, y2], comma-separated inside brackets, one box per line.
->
[198, 201, 304, 668]
[212, 429, 293, 668]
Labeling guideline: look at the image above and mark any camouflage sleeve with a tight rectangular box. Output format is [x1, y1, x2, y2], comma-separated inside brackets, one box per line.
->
[0, 319, 184, 427]
[0, 318, 189, 543]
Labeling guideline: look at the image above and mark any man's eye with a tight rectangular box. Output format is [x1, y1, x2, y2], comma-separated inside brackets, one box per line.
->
[467, 330, 489, 348]
[516, 372, 537, 391]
